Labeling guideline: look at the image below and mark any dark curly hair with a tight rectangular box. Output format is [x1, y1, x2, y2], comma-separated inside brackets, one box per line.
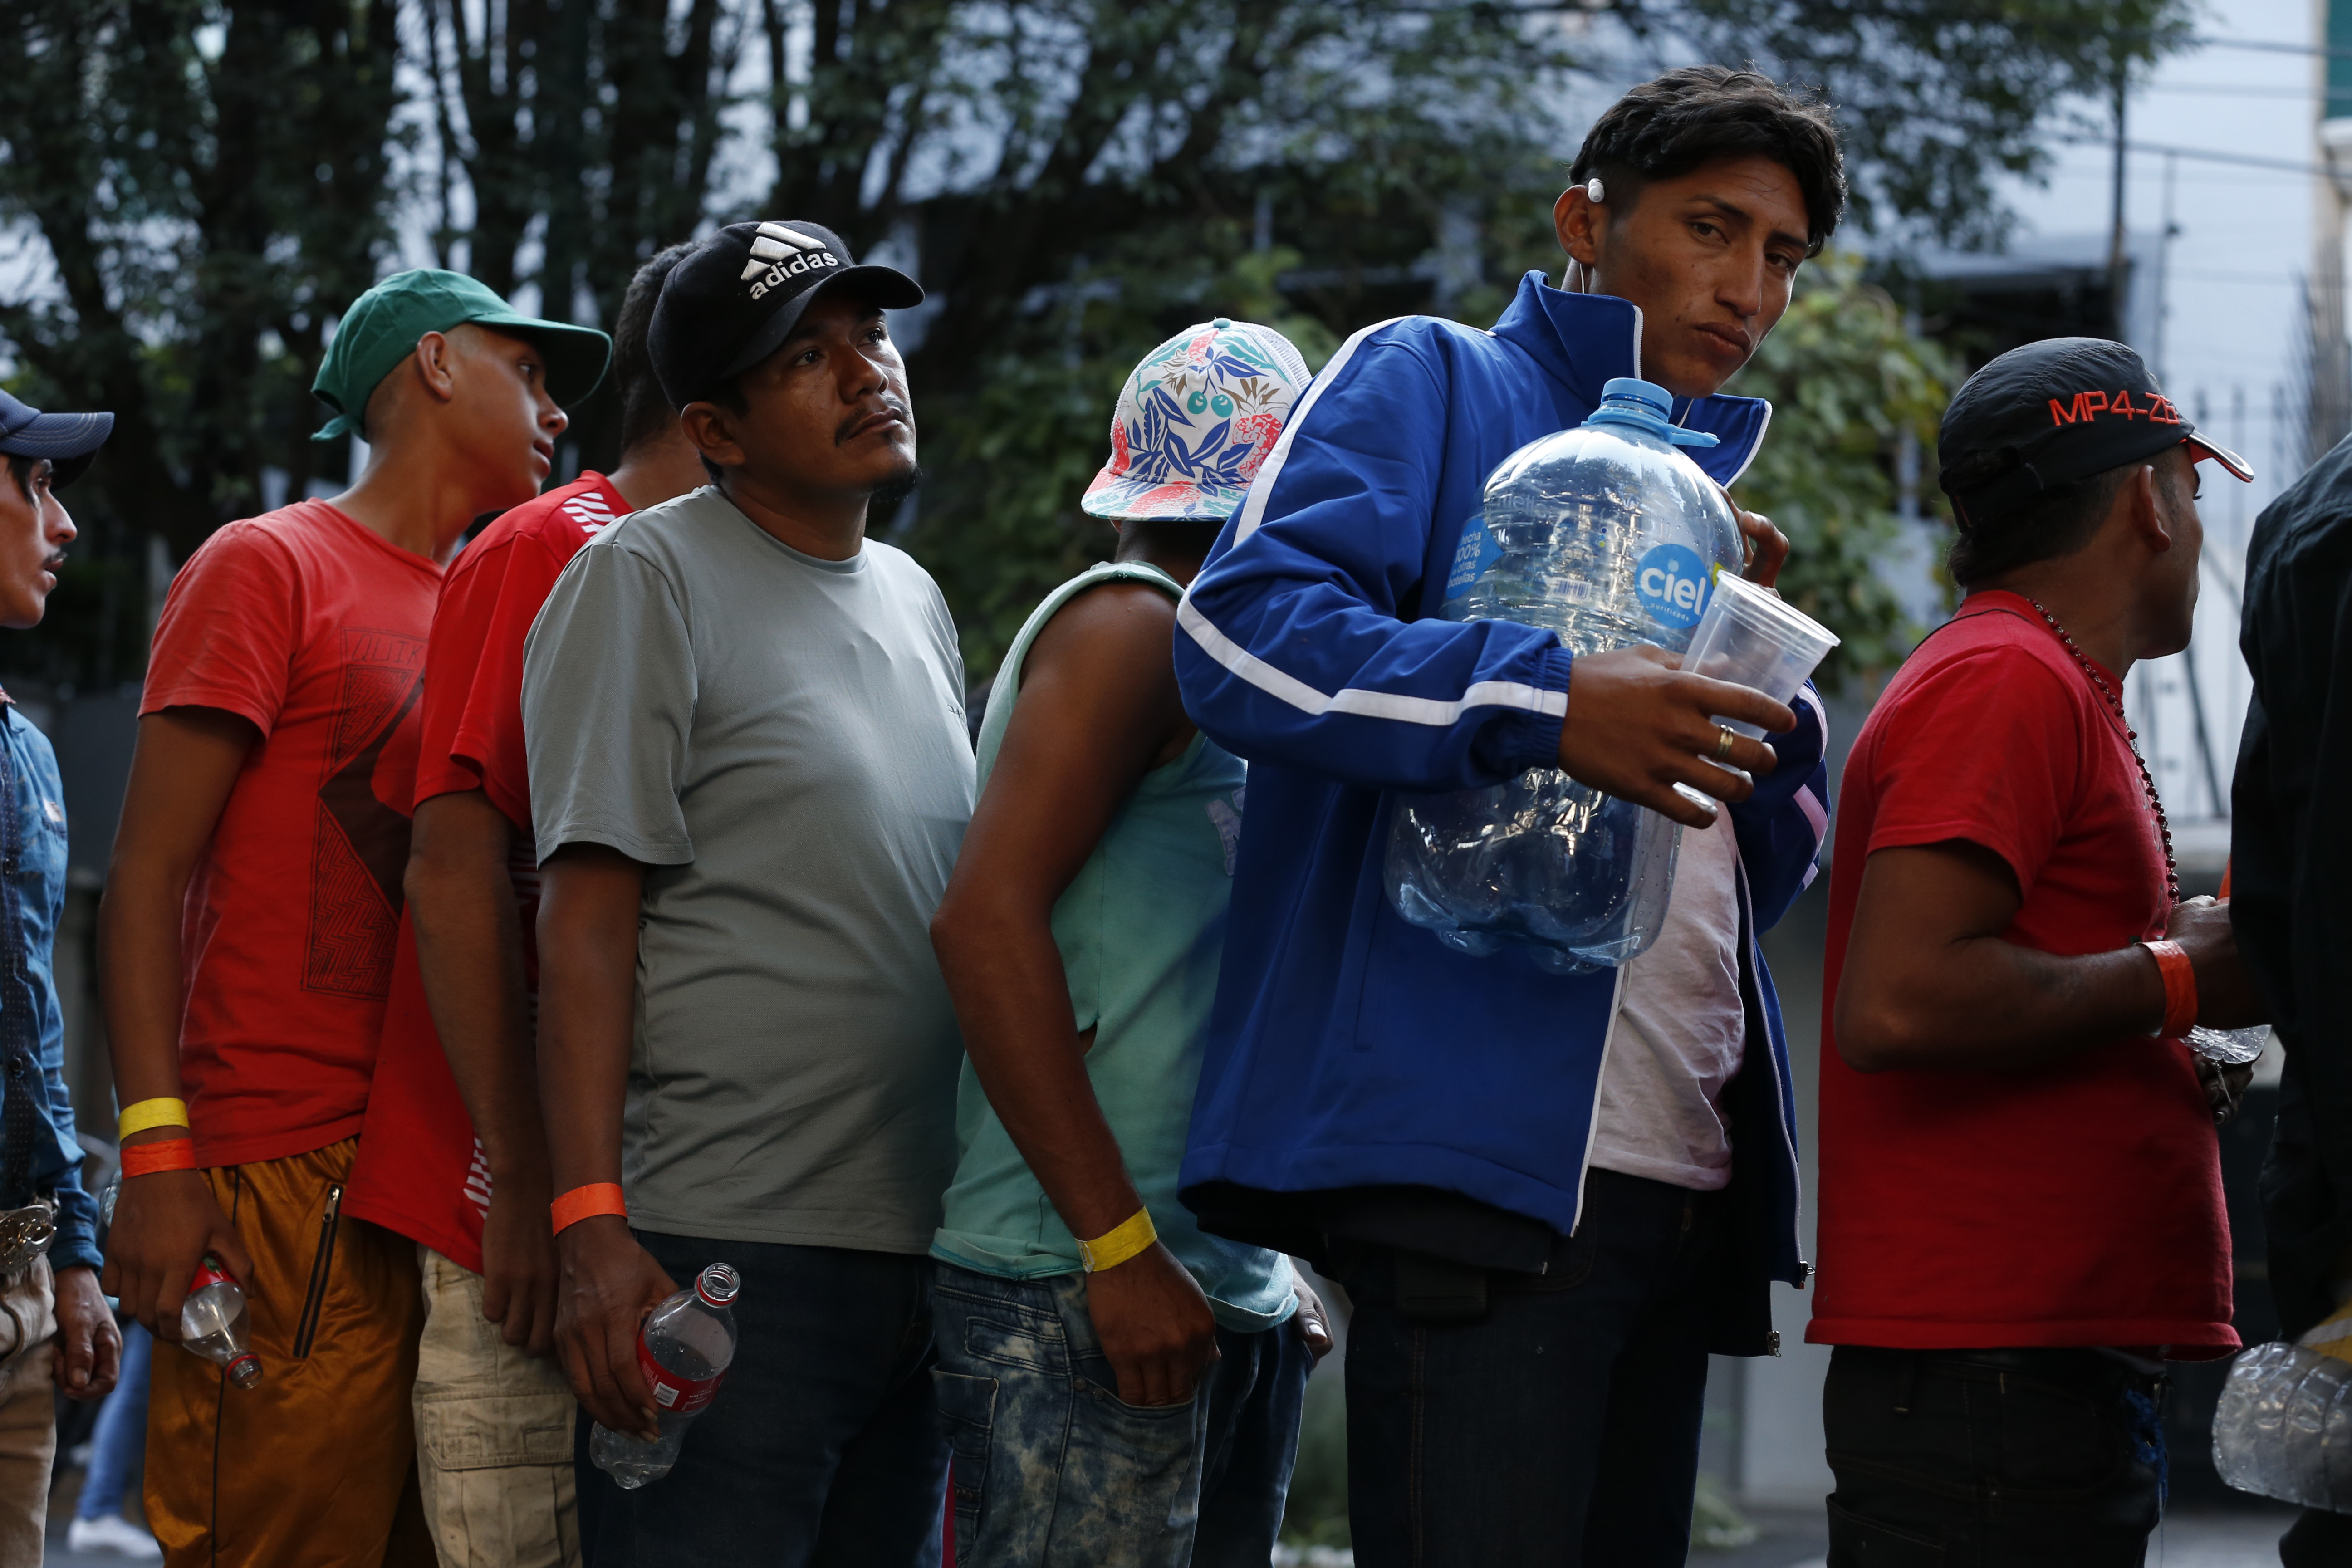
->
[1570, 66, 1846, 255]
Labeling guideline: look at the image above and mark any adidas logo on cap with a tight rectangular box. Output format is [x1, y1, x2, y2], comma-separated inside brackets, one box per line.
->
[741, 222, 840, 300]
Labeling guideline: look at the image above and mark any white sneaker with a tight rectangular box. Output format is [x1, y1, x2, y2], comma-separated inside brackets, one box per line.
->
[65, 1514, 162, 1559]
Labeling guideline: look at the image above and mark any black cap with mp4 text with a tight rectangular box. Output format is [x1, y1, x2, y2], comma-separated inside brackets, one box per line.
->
[648, 220, 923, 407]
[1937, 337, 2253, 524]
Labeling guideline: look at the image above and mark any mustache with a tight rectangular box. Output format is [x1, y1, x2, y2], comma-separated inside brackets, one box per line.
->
[835, 397, 911, 446]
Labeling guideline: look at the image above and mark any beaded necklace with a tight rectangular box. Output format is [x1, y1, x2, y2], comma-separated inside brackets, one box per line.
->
[2026, 598, 2180, 905]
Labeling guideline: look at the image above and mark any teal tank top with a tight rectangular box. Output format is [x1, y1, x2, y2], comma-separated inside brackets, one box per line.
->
[930, 562, 1295, 1331]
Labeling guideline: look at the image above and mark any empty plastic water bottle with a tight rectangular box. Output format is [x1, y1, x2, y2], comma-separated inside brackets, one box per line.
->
[180, 1253, 262, 1390]
[591, 1263, 741, 1489]
[1385, 378, 1746, 972]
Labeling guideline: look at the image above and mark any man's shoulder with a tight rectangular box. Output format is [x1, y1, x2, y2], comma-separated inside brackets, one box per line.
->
[186, 502, 334, 570]
[565, 485, 726, 574]
[2250, 444, 2352, 595]
[467, 474, 626, 562]
[1362, 312, 1495, 349]
[1891, 599, 2075, 687]
[1274, 315, 1525, 447]
[191, 501, 443, 603]
[3, 708, 59, 770]
[861, 536, 941, 590]
[1862, 600, 2085, 758]
[1338, 314, 1508, 381]
[862, 539, 959, 640]
[1021, 564, 1180, 655]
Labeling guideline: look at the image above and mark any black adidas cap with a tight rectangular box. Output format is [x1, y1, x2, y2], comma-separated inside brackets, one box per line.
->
[648, 220, 924, 408]
[1938, 337, 2252, 525]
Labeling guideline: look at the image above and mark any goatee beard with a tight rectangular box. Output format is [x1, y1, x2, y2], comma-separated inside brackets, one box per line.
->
[870, 463, 923, 524]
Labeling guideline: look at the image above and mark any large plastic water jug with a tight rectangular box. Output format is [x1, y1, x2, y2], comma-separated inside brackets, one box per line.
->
[1384, 377, 1745, 973]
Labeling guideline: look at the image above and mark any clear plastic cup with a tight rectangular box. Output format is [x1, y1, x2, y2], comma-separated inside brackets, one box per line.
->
[1682, 571, 1841, 738]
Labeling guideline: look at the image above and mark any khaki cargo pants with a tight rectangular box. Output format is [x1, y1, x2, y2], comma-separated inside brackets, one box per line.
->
[412, 1243, 581, 1567]
[0, 1257, 55, 1568]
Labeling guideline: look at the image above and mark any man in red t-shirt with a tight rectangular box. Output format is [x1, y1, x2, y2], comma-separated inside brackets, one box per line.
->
[1813, 337, 2264, 1564]
[98, 270, 608, 1567]
[342, 246, 701, 1567]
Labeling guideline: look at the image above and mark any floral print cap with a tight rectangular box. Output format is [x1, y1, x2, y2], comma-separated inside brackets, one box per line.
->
[1083, 318, 1312, 521]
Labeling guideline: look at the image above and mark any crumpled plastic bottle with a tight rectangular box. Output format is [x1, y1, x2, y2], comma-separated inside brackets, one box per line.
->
[2214, 1301, 2352, 1506]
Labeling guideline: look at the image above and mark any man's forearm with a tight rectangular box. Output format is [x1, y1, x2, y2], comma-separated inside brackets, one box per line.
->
[534, 848, 647, 1193]
[96, 866, 193, 1111]
[408, 793, 545, 1183]
[935, 905, 1141, 1244]
[1838, 840, 2182, 1074]
[1842, 936, 2163, 1072]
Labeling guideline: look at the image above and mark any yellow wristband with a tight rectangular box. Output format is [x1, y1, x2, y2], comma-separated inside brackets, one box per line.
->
[1077, 1208, 1158, 1274]
[117, 1098, 190, 1140]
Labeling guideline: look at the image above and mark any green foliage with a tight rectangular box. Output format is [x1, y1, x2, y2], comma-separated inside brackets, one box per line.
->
[911, 241, 1345, 679]
[1726, 254, 1959, 692]
[896, 2, 1578, 676]
[0, 0, 402, 558]
[0, 0, 2189, 690]
[1646, 0, 2195, 248]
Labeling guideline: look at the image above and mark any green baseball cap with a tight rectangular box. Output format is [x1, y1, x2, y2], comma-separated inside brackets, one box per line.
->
[310, 269, 613, 442]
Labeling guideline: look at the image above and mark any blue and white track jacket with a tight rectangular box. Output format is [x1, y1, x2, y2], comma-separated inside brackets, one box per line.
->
[1173, 273, 1829, 1311]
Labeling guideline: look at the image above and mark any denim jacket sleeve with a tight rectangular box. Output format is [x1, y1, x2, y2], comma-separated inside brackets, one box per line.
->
[0, 711, 100, 1272]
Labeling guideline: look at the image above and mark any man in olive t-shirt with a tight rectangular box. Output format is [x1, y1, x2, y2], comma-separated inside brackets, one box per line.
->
[524, 220, 968, 1562]
[525, 484, 970, 1245]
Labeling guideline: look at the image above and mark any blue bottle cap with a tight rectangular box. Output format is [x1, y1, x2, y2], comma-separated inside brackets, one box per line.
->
[1600, 377, 1672, 416]
[1586, 377, 1717, 448]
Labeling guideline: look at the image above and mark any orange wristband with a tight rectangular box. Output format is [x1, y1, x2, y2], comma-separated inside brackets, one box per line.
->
[121, 1138, 197, 1179]
[2143, 939, 2199, 1038]
[550, 1183, 627, 1236]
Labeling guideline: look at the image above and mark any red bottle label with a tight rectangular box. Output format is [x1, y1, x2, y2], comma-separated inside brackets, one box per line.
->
[189, 1254, 236, 1292]
[637, 1337, 724, 1414]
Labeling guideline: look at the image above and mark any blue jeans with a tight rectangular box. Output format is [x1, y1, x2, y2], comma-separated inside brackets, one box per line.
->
[929, 1264, 1311, 1568]
[1336, 1167, 1725, 1568]
[576, 1231, 946, 1568]
[77, 1321, 150, 1520]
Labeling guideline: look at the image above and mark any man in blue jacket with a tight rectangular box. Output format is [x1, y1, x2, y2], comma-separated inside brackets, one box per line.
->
[1174, 67, 1842, 1565]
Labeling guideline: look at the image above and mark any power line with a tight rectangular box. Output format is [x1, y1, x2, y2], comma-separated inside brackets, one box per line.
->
[2193, 34, 2352, 61]
[2144, 82, 2326, 99]
[2174, 269, 2300, 286]
[2049, 134, 2333, 180]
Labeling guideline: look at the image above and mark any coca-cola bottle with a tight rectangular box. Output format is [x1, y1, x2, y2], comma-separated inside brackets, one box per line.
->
[180, 1254, 262, 1390]
[591, 1263, 740, 1489]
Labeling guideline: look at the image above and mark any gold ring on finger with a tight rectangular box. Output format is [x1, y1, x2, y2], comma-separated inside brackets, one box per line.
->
[1714, 724, 1738, 761]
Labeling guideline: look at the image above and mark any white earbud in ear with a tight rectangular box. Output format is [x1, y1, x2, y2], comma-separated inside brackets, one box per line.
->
[1587, 176, 1605, 203]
